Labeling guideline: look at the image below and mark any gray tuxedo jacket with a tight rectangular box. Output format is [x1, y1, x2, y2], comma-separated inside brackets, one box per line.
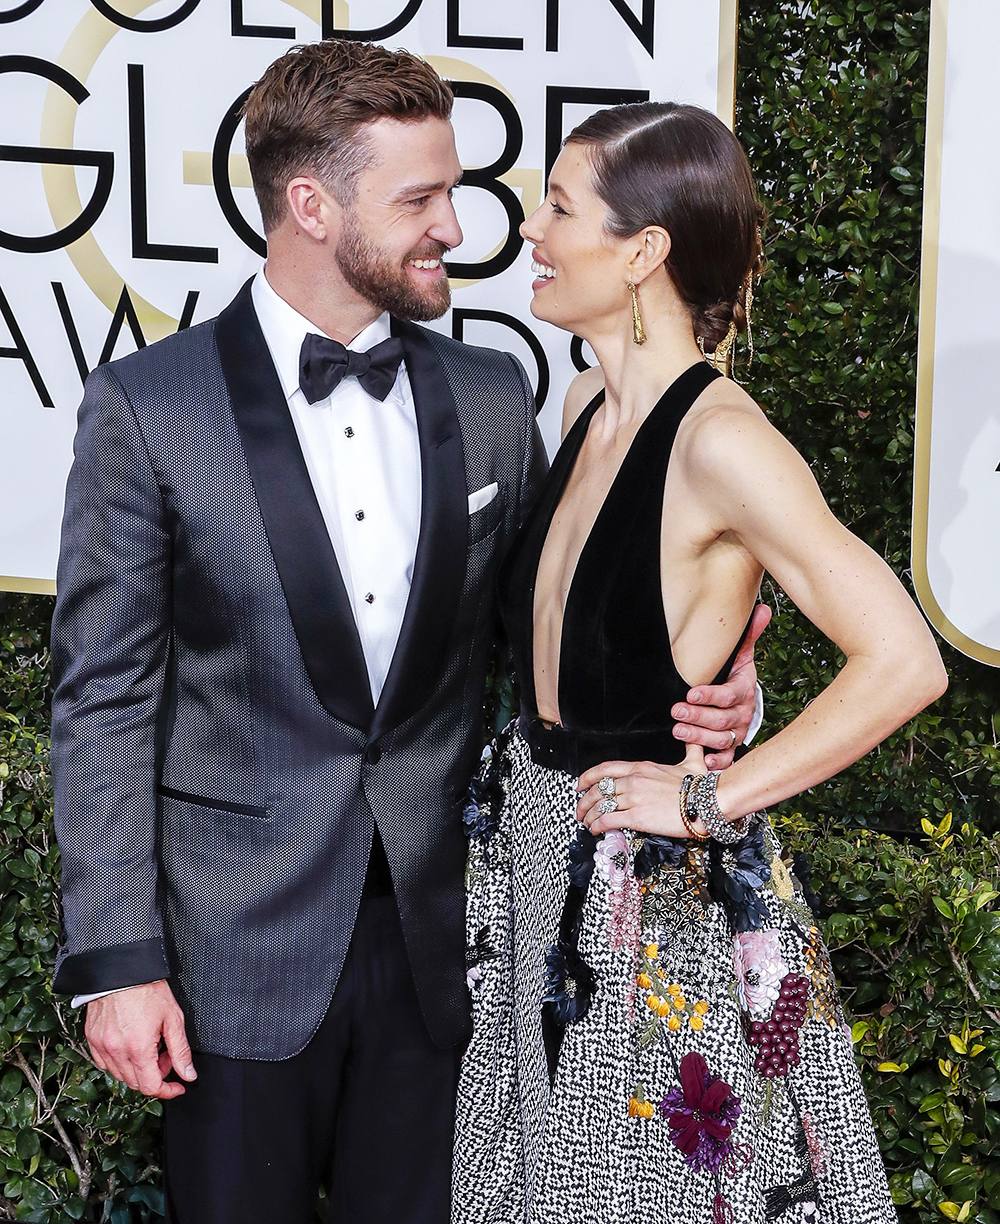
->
[50, 279, 546, 1059]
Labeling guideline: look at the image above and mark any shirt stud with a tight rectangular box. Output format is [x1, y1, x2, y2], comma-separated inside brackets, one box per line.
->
[365, 592, 375, 604]
[344, 426, 355, 438]
[355, 510, 365, 521]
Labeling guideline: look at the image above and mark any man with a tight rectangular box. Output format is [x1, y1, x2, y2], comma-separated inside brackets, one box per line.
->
[50, 39, 762, 1224]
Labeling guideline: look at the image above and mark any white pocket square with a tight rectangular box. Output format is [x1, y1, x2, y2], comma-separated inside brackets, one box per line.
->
[468, 482, 499, 514]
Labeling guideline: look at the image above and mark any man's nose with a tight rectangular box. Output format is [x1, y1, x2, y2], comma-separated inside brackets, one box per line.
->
[430, 196, 464, 251]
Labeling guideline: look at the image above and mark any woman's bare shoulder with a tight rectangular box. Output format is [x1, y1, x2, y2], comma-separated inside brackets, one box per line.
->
[561, 366, 606, 439]
[678, 377, 786, 473]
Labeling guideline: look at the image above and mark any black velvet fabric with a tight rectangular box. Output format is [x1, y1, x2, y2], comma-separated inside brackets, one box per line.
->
[499, 361, 748, 775]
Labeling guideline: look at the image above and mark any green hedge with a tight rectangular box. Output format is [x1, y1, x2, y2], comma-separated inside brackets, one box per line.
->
[2, 2, 1000, 1220]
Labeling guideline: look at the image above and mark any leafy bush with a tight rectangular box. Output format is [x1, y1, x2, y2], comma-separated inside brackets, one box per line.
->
[737, 0, 1000, 835]
[2, 2, 1000, 1220]
[0, 611, 164, 1222]
[778, 811, 1000, 1224]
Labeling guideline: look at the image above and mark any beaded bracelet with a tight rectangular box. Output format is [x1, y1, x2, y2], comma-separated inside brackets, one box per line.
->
[686, 772, 748, 844]
[678, 774, 710, 840]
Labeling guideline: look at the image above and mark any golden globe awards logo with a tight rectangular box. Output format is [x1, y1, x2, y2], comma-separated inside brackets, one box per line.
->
[0, 0, 733, 587]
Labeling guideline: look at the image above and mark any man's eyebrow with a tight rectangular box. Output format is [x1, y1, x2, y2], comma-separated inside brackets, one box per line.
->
[391, 175, 464, 201]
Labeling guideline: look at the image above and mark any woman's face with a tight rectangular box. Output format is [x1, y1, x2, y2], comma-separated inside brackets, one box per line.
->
[519, 143, 630, 337]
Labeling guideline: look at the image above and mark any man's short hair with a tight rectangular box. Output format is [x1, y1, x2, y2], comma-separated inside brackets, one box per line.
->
[243, 39, 454, 232]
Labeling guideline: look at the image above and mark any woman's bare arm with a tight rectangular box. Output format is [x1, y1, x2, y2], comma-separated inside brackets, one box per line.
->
[689, 403, 946, 819]
[577, 400, 947, 836]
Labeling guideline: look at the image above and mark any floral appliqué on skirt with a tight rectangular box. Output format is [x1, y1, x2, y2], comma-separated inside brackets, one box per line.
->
[453, 726, 896, 1224]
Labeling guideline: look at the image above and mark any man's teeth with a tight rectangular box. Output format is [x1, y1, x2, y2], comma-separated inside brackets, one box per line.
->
[409, 258, 441, 269]
[531, 259, 556, 279]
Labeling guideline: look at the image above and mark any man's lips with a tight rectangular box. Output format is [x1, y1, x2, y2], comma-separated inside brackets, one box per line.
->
[406, 255, 447, 279]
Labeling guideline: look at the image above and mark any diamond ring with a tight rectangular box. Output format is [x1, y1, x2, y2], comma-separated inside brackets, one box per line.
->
[597, 796, 618, 815]
[598, 776, 616, 798]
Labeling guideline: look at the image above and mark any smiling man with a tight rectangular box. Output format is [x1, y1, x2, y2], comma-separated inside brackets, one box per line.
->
[49, 39, 761, 1224]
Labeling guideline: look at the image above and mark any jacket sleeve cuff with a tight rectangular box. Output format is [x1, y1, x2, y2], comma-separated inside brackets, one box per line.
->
[53, 937, 169, 996]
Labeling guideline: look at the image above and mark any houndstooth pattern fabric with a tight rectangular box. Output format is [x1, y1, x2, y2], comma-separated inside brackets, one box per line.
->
[454, 727, 897, 1224]
[51, 301, 545, 1059]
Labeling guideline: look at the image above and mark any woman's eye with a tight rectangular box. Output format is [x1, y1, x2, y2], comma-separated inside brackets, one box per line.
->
[551, 201, 568, 216]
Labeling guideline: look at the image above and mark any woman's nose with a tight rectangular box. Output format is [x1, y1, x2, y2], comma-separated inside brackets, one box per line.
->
[519, 205, 544, 243]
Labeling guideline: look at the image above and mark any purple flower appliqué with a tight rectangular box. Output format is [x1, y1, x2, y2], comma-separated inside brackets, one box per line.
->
[659, 1051, 742, 1174]
[595, 830, 630, 891]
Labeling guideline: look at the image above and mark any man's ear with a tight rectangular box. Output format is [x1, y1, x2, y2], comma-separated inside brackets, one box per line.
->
[285, 176, 341, 243]
[628, 226, 671, 286]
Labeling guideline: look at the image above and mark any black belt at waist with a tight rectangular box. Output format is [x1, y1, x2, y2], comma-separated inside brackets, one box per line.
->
[519, 713, 685, 776]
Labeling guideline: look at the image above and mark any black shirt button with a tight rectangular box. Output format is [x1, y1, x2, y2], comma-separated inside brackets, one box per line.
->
[355, 510, 365, 521]
[364, 744, 382, 765]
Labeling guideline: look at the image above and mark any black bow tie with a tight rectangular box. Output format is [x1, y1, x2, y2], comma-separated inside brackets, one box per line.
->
[298, 332, 405, 404]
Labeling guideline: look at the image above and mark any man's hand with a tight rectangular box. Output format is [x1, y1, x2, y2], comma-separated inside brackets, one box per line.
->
[670, 604, 772, 771]
[85, 980, 197, 1100]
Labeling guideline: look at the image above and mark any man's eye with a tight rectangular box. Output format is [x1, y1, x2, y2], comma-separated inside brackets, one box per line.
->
[410, 196, 430, 207]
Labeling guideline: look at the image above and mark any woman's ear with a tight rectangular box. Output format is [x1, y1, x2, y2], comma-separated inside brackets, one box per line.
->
[628, 226, 671, 285]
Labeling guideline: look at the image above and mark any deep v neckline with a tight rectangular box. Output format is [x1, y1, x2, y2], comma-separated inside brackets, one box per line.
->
[530, 362, 706, 727]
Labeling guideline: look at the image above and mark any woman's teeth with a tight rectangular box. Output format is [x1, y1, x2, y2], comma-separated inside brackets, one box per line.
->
[409, 258, 441, 269]
[531, 259, 556, 279]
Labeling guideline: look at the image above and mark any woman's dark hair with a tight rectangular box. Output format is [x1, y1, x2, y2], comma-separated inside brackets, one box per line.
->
[565, 102, 764, 350]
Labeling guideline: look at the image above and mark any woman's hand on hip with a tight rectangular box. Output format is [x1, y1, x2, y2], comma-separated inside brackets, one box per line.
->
[575, 746, 707, 837]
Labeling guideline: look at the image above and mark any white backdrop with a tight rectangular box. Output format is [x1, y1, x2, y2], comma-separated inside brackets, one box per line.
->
[0, 0, 736, 591]
[913, 0, 1000, 667]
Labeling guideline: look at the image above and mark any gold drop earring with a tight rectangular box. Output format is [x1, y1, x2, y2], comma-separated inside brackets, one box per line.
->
[712, 320, 738, 372]
[628, 280, 646, 346]
[743, 265, 756, 369]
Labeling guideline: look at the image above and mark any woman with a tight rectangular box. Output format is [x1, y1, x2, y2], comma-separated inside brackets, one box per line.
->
[454, 102, 946, 1224]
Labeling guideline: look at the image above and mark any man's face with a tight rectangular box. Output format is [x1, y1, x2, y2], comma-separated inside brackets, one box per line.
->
[335, 116, 464, 320]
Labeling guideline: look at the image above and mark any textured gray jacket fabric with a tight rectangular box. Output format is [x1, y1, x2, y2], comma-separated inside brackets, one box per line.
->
[50, 280, 545, 1059]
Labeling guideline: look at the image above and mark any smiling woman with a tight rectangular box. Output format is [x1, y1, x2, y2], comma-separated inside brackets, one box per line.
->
[454, 98, 946, 1224]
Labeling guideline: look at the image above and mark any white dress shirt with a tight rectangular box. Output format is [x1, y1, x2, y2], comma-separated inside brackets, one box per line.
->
[253, 268, 422, 702]
[72, 269, 423, 1008]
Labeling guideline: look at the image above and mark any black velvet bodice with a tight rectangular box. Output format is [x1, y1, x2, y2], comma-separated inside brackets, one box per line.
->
[498, 361, 747, 774]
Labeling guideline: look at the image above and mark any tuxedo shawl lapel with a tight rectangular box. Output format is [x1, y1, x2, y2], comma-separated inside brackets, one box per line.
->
[216, 279, 375, 731]
[370, 319, 467, 740]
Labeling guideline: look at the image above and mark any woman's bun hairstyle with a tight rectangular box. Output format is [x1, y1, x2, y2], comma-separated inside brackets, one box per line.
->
[565, 102, 764, 352]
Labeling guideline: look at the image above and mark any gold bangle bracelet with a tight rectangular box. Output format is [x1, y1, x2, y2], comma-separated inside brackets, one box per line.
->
[679, 775, 710, 840]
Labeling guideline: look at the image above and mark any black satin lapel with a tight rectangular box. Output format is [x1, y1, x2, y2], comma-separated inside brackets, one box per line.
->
[216, 279, 375, 730]
[371, 320, 467, 738]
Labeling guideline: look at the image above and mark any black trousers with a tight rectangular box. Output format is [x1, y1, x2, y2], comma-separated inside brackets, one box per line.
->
[163, 855, 461, 1224]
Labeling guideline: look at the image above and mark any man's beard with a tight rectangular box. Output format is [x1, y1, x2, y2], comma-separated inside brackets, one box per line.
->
[335, 211, 451, 321]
